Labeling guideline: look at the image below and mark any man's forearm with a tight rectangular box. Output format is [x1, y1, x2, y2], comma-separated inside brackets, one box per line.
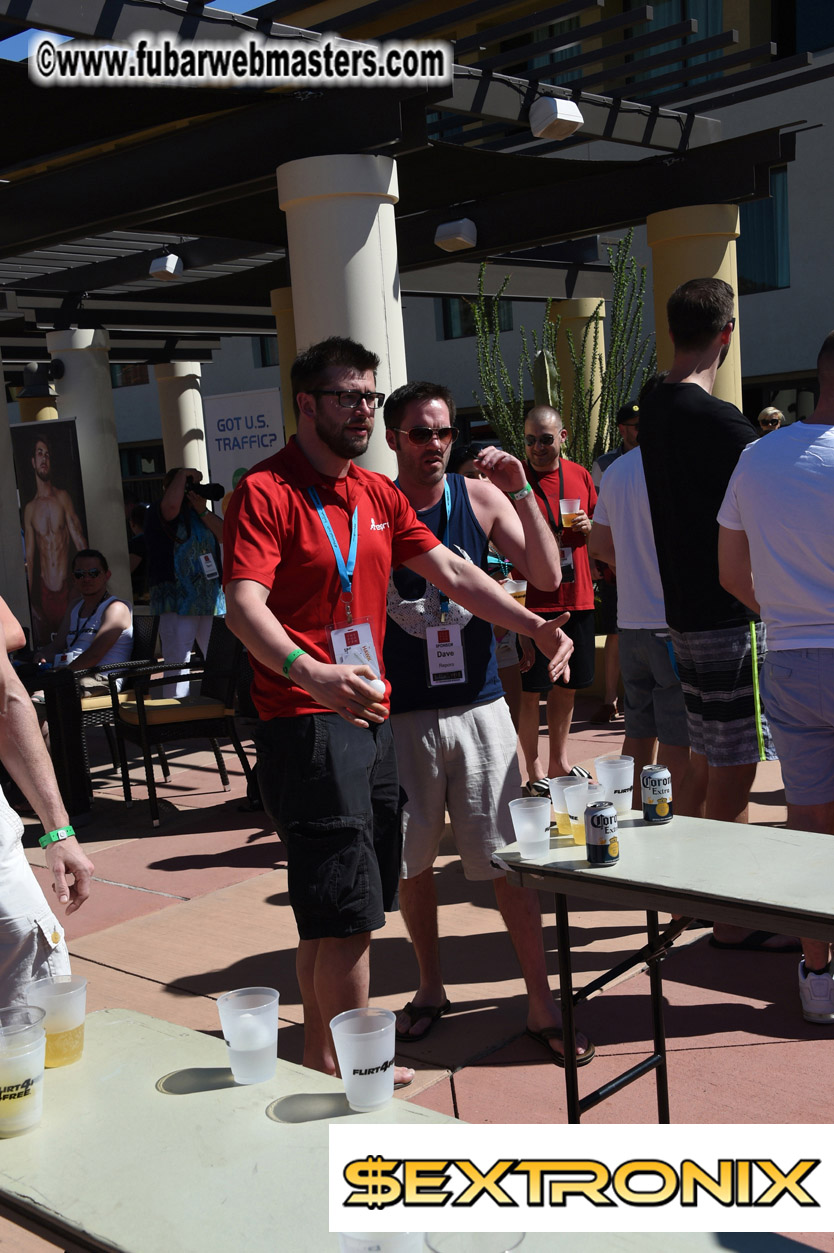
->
[0, 679, 69, 831]
[410, 548, 548, 638]
[512, 491, 561, 590]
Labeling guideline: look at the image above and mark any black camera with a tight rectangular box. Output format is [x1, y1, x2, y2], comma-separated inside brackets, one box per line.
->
[185, 475, 225, 501]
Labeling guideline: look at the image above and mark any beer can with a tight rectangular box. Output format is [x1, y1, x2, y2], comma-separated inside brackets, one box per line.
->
[641, 764, 673, 824]
[585, 801, 619, 865]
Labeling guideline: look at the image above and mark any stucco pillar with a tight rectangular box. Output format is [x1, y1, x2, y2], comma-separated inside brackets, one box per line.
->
[277, 154, 405, 475]
[551, 298, 606, 453]
[154, 361, 210, 483]
[46, 328, 130, 602]
[0, 350, 30, 629]
[647, 204, 742, 408]
[270, 286, 297, 439]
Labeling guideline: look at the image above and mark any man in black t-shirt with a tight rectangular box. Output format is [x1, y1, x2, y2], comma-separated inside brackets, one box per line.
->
[640, 279, 785, 950]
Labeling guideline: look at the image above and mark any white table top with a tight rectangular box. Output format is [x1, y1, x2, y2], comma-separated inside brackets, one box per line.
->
[0, 1009, 457, 1253]
[494, 812, 834, 942]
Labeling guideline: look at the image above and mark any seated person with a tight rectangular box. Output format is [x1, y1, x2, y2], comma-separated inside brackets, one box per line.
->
[35, 550, 133, 694]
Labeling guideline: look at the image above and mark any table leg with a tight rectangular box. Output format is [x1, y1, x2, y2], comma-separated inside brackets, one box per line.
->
[554, 891, 581, 1123]
[646, 909, 670, 1123]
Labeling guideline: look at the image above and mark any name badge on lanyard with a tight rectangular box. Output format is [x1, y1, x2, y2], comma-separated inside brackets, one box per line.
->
[308, 484, 382, 677]
[422, 478, 468, 688]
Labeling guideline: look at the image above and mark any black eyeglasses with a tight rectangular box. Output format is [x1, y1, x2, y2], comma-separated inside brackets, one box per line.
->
[759, 419, 779, 428]
[310, 389, 385, 410]
[525, 433, 556, 447]
[73, 568, 102, 579]
[392, 426, 459, 446]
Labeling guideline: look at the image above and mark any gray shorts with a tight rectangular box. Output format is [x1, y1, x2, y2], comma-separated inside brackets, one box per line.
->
[618, 629, 689, 745]
[669, 622, 775, 768]
[391, 697, 521, 881]
[761, 648, 834, 806]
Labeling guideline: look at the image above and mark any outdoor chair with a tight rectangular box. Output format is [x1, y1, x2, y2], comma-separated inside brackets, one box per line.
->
[108, 615, 253, 827]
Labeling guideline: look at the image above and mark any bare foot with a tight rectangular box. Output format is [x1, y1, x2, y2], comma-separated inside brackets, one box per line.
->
[395, 1064, 415, 1088]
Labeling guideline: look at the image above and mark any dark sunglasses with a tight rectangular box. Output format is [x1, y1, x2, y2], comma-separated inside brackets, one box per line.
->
[310, 389, 385, 410]
[525, 433, 556, 446]
[392, 426, 459, 446]
[73, 568, 102, 579]
[759, 418, 779, 428]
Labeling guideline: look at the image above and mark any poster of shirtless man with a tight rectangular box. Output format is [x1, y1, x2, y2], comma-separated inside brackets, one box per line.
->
[11, 422, 88, 649]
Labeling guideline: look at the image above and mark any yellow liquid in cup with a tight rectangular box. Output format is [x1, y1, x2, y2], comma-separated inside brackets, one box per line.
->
[555, 810, 571, 836]
[44, 1024, 84, 1068]
[570, 820, 586, 845]
[561, 511, 579, 528]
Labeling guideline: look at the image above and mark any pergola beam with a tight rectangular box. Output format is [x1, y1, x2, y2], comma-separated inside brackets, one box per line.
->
[439, 66, 720, 150]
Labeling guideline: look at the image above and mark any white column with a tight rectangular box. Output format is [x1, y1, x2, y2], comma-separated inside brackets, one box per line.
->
[270, 286, 297, 440]
[277, 154, 405, 475]
[154, 361, 210, 482]
[46, 328, 130, 602]
[0, 349, 31, 629]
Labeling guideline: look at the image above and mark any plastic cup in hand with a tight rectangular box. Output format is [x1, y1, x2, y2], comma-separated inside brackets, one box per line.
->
[594, 755, 635, 814]
[338, 1235, 425, 1252]
[548, 775, 578, 836]
[503, 578, 527, 604]
[26, 974, 87, 1068]
[217, 987, 279, 1084]
[560, 497, 581, 527]
[426, 1236, 525, 1252]
[508, 797, 551, 860]
[330, 1007, 396, 1113]
[563, 781, 589, 844]
[0, 1005, 46, 1136]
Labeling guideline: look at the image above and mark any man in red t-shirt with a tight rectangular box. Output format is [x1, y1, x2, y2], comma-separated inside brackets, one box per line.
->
[223, 338, 575, 1081]
[518, 405, 597, 792]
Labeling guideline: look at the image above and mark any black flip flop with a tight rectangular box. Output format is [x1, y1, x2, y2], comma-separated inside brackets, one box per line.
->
[526, 1025, 596, 1068]
[395, 999, 452, 1043]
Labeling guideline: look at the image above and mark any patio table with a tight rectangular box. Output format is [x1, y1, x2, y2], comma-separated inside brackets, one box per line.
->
[494, 812, 834, 1124]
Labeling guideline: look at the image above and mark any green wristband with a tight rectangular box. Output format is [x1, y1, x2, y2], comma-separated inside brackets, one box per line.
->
[39, 825, 75, 849]
[509, 482, 533, 501]
[282, 647, 306, 678]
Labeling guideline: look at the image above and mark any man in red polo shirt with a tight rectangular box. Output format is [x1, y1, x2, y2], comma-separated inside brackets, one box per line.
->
[223, 337, 574, 1081]
[518, 405, 597, 793]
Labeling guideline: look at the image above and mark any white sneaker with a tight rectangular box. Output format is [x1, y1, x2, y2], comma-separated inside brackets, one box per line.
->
[798, 960, 834, 1023]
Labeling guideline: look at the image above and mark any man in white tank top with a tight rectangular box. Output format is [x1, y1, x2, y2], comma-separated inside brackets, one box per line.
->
[34, 549, 132, 693]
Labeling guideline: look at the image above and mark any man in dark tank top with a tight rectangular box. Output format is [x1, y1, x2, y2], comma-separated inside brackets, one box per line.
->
[382, 382, 594, 1068]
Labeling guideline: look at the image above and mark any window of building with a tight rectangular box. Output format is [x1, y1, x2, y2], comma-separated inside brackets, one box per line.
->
[498, 16, 580, 85]
[737, 166, 790, 295]
[119, 441, 166, 505]
[110, 363, 149, 389]
[795, 0, 834, 53]
[626, 0, 723, 85]
[439, 296, 513, 340]
[252, 335, 279, 368]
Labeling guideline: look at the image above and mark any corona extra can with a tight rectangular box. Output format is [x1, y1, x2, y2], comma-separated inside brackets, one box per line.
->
[641, 764, 673, 824]
[585, 801, 619, 865]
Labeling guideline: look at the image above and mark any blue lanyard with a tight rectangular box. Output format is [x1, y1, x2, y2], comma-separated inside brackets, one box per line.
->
[395, 476, 452, 620]
[307, 485, 358, 621]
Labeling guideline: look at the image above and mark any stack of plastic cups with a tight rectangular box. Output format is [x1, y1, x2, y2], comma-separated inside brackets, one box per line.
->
[594, 755, 635, 815]
[0, 1005, 47, 1137]
[508, 796, 551, 860]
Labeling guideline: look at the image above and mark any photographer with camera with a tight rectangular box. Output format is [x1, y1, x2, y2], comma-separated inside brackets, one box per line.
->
[145, 466, 226, 697]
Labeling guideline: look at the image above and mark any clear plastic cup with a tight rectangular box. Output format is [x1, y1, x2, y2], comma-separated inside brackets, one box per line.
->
[27, 975, 87, 1068]
[330, 1007, 396, 1113]
[560, 497, 581, 527]
[217, 987, 279, 1085]
[0, 1005, 46, 1136]
[338, 1235, 425, 1252]
[563, 780, 589, 844]
[508, 796, 551, 860]
[548, 775, 579, 836]
[594, 755, 635, 814]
